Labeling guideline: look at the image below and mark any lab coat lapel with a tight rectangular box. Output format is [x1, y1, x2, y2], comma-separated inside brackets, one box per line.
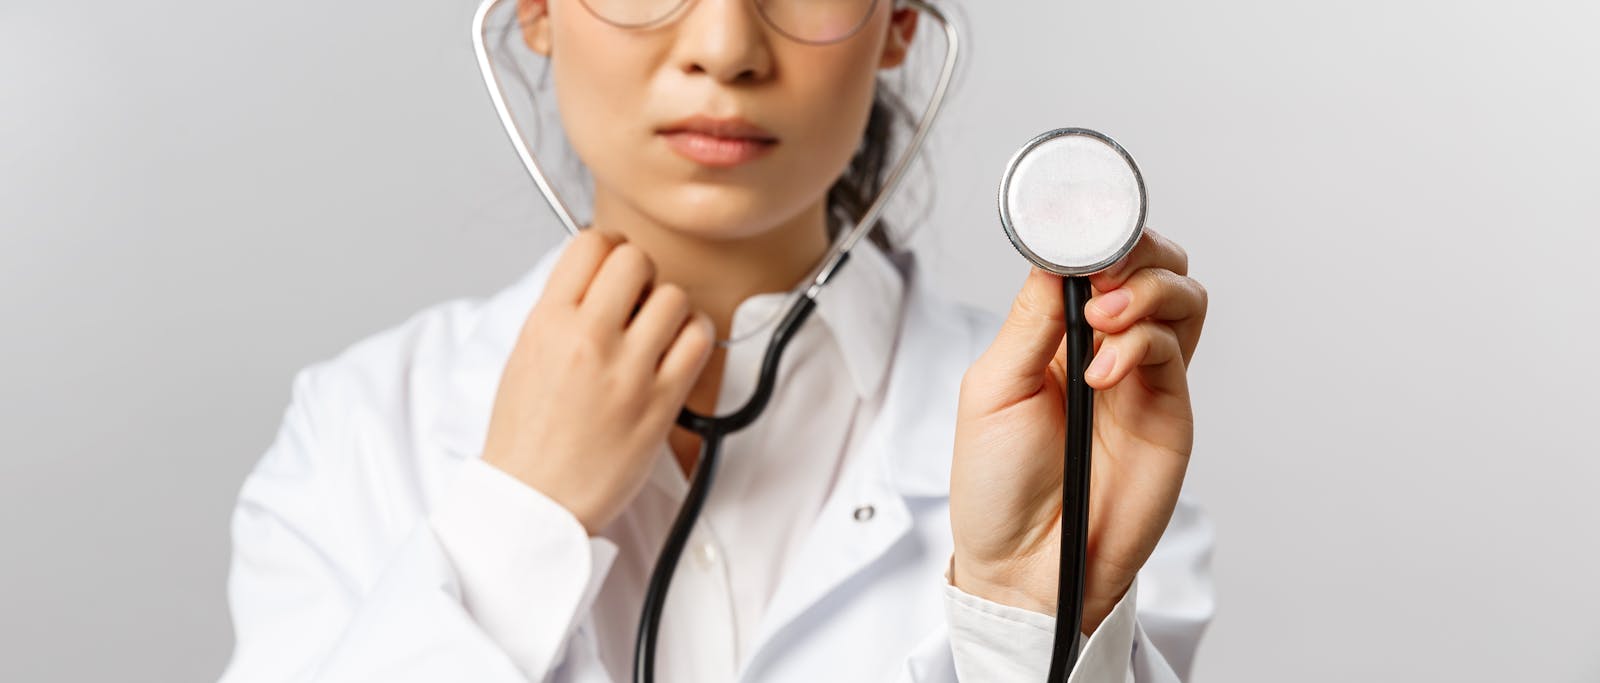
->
[742, 256, 989, 673]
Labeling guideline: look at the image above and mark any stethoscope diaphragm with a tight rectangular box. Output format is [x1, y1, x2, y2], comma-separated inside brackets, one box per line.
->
[998, 128, 1146, 276]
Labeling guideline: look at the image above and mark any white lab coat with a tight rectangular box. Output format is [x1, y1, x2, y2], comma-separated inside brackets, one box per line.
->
[219, 240, 1214, 682]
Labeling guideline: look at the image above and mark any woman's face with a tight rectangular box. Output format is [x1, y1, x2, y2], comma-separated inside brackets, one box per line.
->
[518, 0, 918, 242]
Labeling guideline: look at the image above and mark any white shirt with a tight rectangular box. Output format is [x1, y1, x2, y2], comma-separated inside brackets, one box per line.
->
[219, 234, 1214, 683]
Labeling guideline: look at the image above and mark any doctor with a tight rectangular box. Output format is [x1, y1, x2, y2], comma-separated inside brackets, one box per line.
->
[220, 0, 1213, 681]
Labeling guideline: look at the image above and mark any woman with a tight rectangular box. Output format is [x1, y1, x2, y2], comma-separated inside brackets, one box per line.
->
[220, 0, 1213, 680]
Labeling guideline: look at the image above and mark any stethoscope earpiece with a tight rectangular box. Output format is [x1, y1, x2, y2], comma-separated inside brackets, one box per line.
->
[998, 128, 1146, 276]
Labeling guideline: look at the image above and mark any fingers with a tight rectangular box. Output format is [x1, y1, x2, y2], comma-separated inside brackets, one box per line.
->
[626, 282, 693, 363]
[544, 230, 619, 307]
[561, 235, 712, 418]
[658, 310, 715, 392]
[1082, 226, 1207, 367]
[580, 242, 656, 331]
[1087, 226, 1188, 293]
[1083, 319, 1187, 394]
[974, 267, 1067, 398]
[1084, 267, 1206, 335]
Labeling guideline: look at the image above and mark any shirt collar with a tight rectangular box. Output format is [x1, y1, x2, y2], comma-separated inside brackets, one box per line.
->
[725, 235, 906, 401]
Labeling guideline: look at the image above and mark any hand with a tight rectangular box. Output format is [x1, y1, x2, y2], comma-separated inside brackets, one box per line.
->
[482, 230, 716, 535]
[949, 227, 1207, 635]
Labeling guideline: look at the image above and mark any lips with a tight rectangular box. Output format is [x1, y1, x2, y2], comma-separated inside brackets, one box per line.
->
[656, 115, 779, 168]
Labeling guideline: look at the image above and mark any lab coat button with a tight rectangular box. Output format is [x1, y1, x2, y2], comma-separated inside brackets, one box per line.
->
[852, 504, 875, 522]
[693, 541, 718, 568]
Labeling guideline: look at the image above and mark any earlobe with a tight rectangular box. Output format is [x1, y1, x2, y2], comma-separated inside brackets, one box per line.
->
[517, 0, 554, 56]
[878, 8, 920, 69]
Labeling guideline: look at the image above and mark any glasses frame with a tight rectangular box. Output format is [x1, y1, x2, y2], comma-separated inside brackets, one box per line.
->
[578, 0, 884, 46]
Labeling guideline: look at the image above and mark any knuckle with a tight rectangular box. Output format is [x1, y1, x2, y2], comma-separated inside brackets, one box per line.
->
[1130, 319, 1161, 344]
[1009, 280, 1061, 325]
[563, 331, 603, 367]
[1138, 319, 1179, 353]
[957, 364, 987, 405]
[1137, 267, 1187, 307]
[576, 315, 614, 349]
[573, 229, 614, 256]
[1163, 234, 1190, 274]
[680, 314, 714, 348]
[958, 360, 997, 397]
[606, 372, 649, 407]
[610, 242, 654, 277]
[1128, 265, 1159, 288]
[959, 363, 979, 393]
[651, 283, 690, 314]
[626, 362, 656, 393]
[1122, 267, 1163, 302]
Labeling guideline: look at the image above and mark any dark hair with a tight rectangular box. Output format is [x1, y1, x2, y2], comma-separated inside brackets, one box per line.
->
[827, 84, 915, 255]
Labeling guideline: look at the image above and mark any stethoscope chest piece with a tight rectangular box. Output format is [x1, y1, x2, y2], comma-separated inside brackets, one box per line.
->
[998, 128, 1146, 276]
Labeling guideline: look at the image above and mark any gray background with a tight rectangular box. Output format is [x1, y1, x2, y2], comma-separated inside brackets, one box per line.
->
[3, 0, 1597, 680]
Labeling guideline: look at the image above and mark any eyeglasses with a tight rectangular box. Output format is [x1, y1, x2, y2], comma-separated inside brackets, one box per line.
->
[577, 0, 883, 45]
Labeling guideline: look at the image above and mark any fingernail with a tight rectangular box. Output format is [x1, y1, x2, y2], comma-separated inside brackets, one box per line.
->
[1092, 289, 1131, 318]
[1086, 346, 1117, 380]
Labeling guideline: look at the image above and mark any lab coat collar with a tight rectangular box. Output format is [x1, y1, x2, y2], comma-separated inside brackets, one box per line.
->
[742, 249, 981, 670]
[704, 233, 905, 402]
[810, 235, 904, 400]
[428, 234, 972, 500]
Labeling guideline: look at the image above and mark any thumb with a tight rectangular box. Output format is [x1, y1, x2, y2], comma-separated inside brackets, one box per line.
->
[974, 267, 1067, 398]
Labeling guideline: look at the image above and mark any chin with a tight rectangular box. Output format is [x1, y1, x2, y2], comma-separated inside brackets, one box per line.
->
[645, 183, 809, 243]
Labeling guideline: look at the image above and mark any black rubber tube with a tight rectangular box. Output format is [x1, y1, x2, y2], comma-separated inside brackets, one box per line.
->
[632, 430, 723, 683]
[633, 257, 839, 683]
[1046, 275, 1094, 682]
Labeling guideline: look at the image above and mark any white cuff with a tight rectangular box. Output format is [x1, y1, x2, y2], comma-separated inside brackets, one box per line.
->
[430, 457, 620, 680]
[943, 553, 1139, 682]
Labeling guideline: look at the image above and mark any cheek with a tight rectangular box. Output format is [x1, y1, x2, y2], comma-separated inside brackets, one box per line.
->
[774, 45, 883, 188]
[547, 20, 648, 190]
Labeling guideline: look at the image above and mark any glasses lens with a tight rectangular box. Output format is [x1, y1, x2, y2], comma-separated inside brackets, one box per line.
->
[580, 0, 690, 27]
[757, 0, 879, 43]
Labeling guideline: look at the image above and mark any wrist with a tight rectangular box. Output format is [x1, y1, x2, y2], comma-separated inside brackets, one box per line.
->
[950, 553, 1132, 637]
[1079, 581, 1131, 635]
[949, 553, 1057, 617]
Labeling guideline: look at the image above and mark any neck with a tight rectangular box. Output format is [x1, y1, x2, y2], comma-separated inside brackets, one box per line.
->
[586, 190, 832, 340]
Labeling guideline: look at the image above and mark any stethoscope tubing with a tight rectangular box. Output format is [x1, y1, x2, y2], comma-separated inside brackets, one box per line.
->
[633, 275, 828, 683]
[1049, 276, 1095, 681]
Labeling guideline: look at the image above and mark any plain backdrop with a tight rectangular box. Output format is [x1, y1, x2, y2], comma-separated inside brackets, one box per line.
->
[3, 0, 1597, 680]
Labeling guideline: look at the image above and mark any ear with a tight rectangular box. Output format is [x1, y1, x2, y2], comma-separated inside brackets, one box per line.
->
[517, 0, 554, 56]
[878, 6, 919, 69]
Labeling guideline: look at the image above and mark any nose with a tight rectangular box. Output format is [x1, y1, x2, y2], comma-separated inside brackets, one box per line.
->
[672, 0, 774, 84]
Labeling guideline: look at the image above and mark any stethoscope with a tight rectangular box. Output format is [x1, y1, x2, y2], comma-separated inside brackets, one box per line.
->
[998, 127, 1148, 680]
[469, 0, 1145, 680]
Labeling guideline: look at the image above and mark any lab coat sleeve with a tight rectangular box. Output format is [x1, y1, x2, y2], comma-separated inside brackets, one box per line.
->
[939, 497, 1215, 682]
[941, 560, 1139, 682]
[220, 366, 619, 683]
[426, 456, 621, 680]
